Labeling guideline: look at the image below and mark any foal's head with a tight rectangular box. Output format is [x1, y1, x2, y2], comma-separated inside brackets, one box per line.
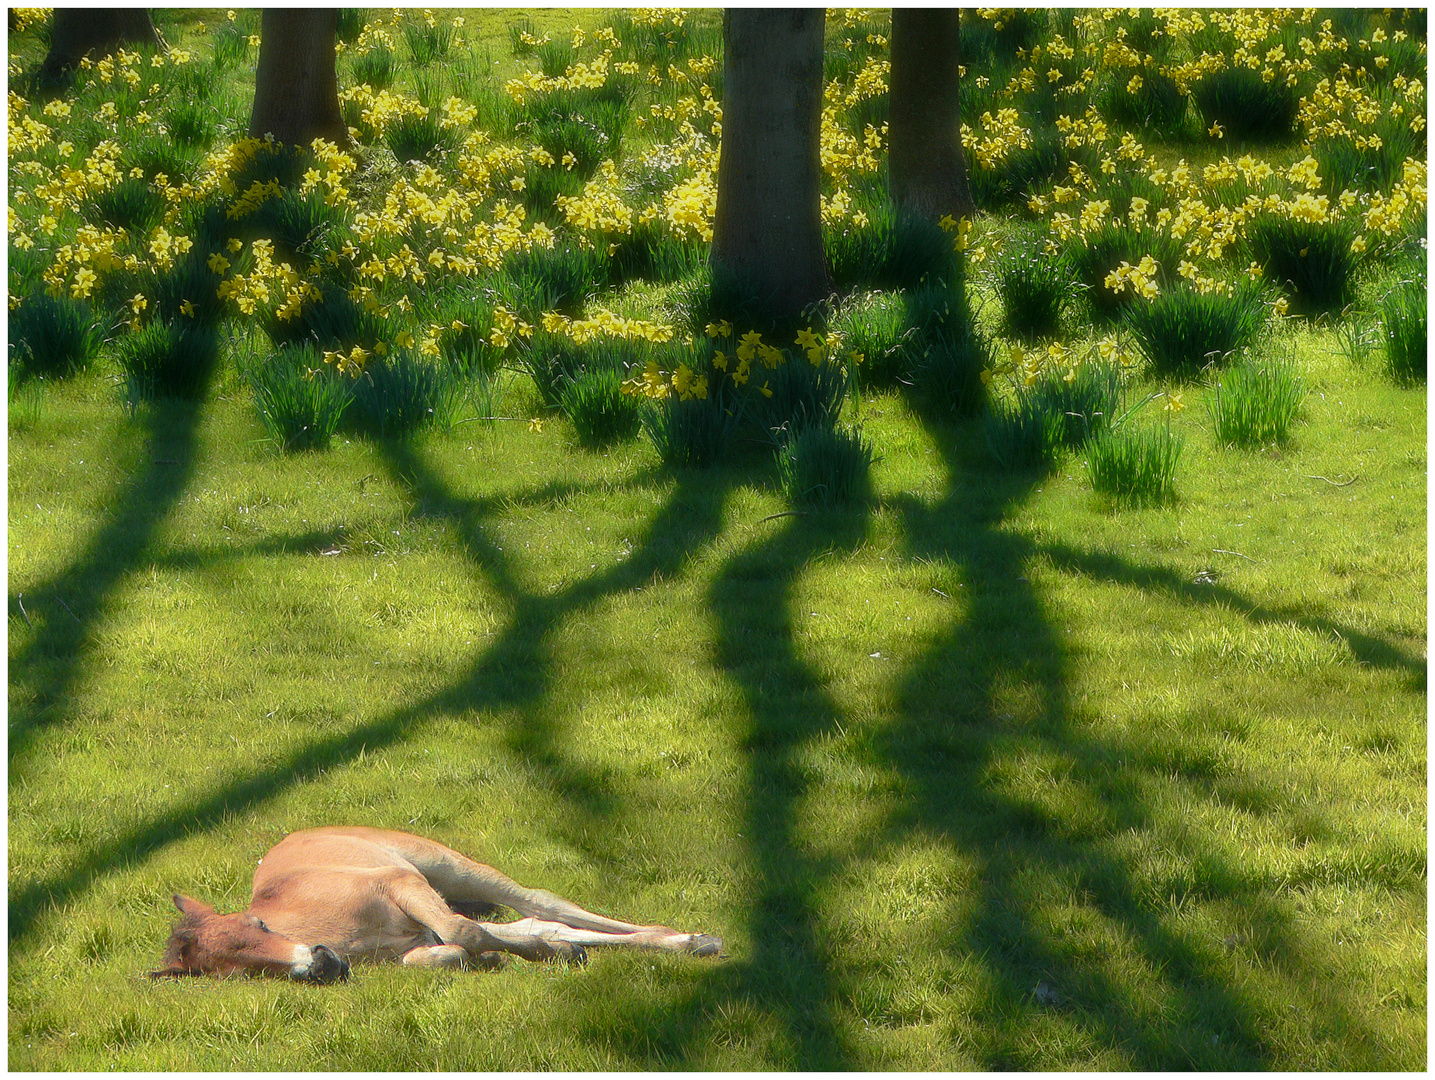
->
[150, 895, 349, 983]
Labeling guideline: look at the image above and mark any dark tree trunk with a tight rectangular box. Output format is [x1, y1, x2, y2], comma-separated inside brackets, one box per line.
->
[888, 8, 976, 220]
[248, 10, 350, 148]
[40, 9, 165, 81]
[711, 8, 830, 324]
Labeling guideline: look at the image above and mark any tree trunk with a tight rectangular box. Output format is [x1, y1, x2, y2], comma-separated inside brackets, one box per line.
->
[40, 9, 164, 81]
[888, 8, 976, 221]
[711, 8, 830, 324]
[248, 10, 350, 148]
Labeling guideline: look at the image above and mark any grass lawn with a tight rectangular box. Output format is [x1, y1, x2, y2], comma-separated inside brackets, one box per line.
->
[8, 318, 1425, 1069]
[7, 5, 1427, 1070]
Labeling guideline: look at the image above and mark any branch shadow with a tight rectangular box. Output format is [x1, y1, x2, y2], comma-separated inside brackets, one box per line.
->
[869, 417, 1408, 1068]
[9, 399, 205, 775]
[375, 440, 739, 828]
[10, 435, 740, 949]
[595, 502, 872, 1068]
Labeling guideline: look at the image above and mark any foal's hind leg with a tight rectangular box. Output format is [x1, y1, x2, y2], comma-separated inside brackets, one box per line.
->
[384, 870, 587, 965]
[411, 844, 721, 954]
[476, 917, 722, 956]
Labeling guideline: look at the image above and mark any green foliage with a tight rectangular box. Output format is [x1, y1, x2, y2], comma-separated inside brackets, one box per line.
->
[830, 290, 910, 390]
[85, 177, 166, 234]
[385, 108, 461, 163]
[8, 292, 105, 380]
[1068, 223, 1184, 322]
[210, 21, 251, 70]
[984, 395, 1068, 470]
[161, 100, 218, 149]
[1086, 421, 1183, 506]
[607, 219, 704, 285]
[665, 263, 782, 339]
[146, 252, 228, 326]
[985, 362, 1123, 469]
[506, 242, 607, 317]
[641, 389, 738, 468]
[903, 282, 991, 417]
[970, 132, 1093, 210]
[247, 186, 342, 264]
[1122, 282, 1270, 377]
[561, 367, 642, 448]
[961, 8, 1045, 62]
[264, 281, 384, 354]
[1380, 273, 1427, 385]
[1208, 356, 1305, 447]
[826, 202, 956, 292]
[4, 10, 1428, 1070]
[992, 237, 1076, 341]
[114, 318, 219, 401]
[422, 290, 508, 377]
[403, 18, 453, 66]
[7, 363, 45, 427]
[249, 344, 352, 451]
[777, 423, 874, 507]
[515, 332, 641, 409]
[1099, 68, 1188, 136]
[756, 357, 850, 445]
[351, 45, 397, 91]
[610, 9, 720, 66]
[1192, 66, 1299, 143]
[349, 352, 460, 437]
[514, 86, 630, 182]
[1313, 87, 1425, 196]
[335, 8, 366, 43]
[1247, 217, 1359, 317]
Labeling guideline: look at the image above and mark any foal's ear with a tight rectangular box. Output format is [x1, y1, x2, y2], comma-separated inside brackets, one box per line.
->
[172, 894, 215, 916]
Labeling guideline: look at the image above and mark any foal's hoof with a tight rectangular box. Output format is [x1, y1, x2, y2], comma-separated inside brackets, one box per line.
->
[544, 940, 588, 966]
[689, 934, 723, 958]
[474, 951, 510, 972]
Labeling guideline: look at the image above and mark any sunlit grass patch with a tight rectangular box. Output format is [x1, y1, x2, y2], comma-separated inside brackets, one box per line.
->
[5, 4, 1428, 1073]
[1208, 356, 1304, 448]
[1085, 421, 1183, 507]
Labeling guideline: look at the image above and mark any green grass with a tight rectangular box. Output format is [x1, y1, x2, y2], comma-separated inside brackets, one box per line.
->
[9, 320, 1425, 1070]
[6, 5, 1427, 1072]
[1086, 420, 1185, 506]
[1208, 356, 1305, 448]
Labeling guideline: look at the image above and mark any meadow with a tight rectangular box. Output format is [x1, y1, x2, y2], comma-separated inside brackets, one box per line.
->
[8, 7, 1427, 1070]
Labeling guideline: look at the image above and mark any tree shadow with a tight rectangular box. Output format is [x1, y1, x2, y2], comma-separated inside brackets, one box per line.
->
[597, 501, 872, 1068]
[591, 409, 1414, 1069]
[869, 417, 1407, 1068]
[10, 433, 743, 949]
[9, 399, 205, 775]
[375, 440, 741, 831]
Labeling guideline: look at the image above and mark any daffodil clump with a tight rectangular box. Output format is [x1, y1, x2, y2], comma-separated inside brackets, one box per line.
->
[620, 320, 843, 406]
[7, 6, 1425, 432]
[982, 335, 1137, 394]
[957, 7, 1425, 320]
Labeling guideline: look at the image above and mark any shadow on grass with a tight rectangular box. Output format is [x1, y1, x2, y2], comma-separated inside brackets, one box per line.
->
[595, 502, 872, 1068]
[587, 414, 1415, 1069]
[372, 440, 741, 827]
[9, 432, 743, 947]
[868, 417, 1406, 1069]
[9, 399, 205, 774]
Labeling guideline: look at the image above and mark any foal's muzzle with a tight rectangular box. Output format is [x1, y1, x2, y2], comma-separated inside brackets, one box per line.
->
[296, 944, 350, 984]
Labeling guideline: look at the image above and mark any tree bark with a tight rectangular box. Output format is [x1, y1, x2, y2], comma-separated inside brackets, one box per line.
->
[248, 10, 350, 148]
[40, 9, 165, 81]
[888, 9, 976, 221]
[711, 8, 830, 324]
